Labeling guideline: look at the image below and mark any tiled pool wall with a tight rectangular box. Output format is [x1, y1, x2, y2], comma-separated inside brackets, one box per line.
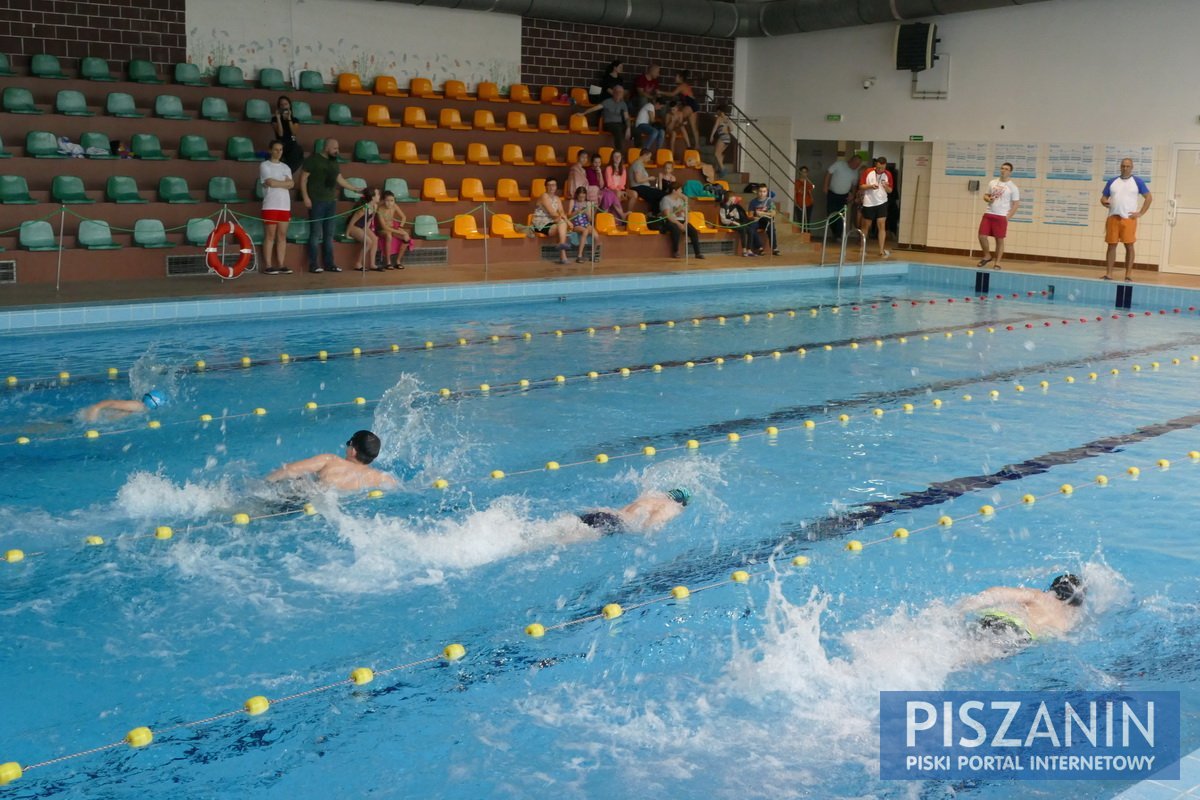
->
[0, 262, 1190, 333]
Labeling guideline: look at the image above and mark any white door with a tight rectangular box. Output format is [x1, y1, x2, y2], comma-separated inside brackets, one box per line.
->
[1163, 144, 1200, 274]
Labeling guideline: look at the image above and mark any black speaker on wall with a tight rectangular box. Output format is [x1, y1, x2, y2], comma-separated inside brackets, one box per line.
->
[895, 22, 938, 72]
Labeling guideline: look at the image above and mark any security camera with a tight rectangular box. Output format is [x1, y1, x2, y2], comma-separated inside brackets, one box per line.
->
[862, 77, 876, 90]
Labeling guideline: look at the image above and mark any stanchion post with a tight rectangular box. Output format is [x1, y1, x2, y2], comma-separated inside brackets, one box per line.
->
[481, 202, 489, 282]
[55, 204, 66, 292]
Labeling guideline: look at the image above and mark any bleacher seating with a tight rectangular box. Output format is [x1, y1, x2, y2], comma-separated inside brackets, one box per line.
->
[80, 57, 116, 82]
[31, 54, 68, 80]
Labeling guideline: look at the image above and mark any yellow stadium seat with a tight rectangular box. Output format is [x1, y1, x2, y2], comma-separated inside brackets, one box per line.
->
[496, 178, 530, 202]
[689, 211, 719, 233]
[365, 104, 402, 127]
[595, 212, 627, 236]
[392, 140, 429, 164]
[491, 213, 527, 239]
[467, 143, 500, 166]
[538, 113, 567, 134]
[453, 214, 487, 239]
[477, 82, 505, 103]
[439, 108, 472, 130]
[501, 144, 534, 167]
[460, 178, 496, 202]
[539, 86, 563, 104]
[373, 75, 406, 97]
[529, 178, 547, 198]
[626, 212, 660, 235]
[444, 80, 471, 100]
[683, 149, 702, 167]
[566, 146, 584, 164]
[535, 145, 567, 167]
[506, 111, 536, 132]
[598, 146, 614, 165]
[431, 141, 465, 165]
[472, 109, 505, 131]
[626, 147, 642, 165]
[570, 88, 589, 106]
[403, 106, 437, 129]
[656, 148, 676, 167]
[337, 73, 371, 95]
[409, 77, 441, 98]
[570, 114, 601, 135]
[508, 83, 536, 104]
[422, 177, 458, 202]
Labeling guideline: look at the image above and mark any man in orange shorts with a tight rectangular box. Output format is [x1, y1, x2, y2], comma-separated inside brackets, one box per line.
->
[1101, 158, 1152, 281]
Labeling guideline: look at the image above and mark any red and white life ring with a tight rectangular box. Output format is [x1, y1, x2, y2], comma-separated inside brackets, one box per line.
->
[205, 221, 254, 279]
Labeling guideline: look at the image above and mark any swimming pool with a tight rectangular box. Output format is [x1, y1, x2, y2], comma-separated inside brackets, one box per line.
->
[3, 267, 1200, 798]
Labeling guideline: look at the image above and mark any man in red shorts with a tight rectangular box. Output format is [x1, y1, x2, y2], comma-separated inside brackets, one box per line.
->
[1101, 157, 1153, 281]
[977, 162, 1020, 270]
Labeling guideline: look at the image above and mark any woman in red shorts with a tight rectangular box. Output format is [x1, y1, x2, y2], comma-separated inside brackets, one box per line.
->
[259, 139, 294, 274]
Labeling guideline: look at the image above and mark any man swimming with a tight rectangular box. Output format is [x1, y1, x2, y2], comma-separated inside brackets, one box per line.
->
[958, 573, 1086, 643]
[266, 429, 399, 492]
[81, 390, 168, 422]
[574, 487, 691, 535]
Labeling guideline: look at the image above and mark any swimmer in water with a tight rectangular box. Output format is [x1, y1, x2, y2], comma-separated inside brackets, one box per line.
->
[80, 389, 168, 422]
[958, 573, 1086, 644]
[572, 487, 691, 536]
[266, 429, 399, 492]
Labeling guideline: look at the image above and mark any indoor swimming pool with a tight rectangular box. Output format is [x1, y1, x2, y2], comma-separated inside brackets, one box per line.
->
[2, 267, 1199, 799]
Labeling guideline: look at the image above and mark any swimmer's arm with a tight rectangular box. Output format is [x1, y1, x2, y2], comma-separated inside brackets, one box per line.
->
[81, 399, 146, 422]
[957, 587, 1034, 612]
[266, 454, 338, 482]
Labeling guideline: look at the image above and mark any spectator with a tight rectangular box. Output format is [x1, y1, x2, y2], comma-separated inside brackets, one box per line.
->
[663, 101, 691, 157]
[603, 151, 630, 222]
[259, 139, 294, 275]
[719, 193, 760, 256]
[824, 153, 861, 241]
[347, 188, 381, 272]
[598, 59, 624, 101]
[793, 165, 815, 226]
[660, 184, 705, 260]
[271, 95, 304, 173]
[658, 161, 678, 195]
[298, 138, 359, 273]
[580, 85, 631, 153]
[629, 150, 664, 212]
[531, 178, 572, 265]
[634, 98, 664, 153]
[375, 189, 410, 269]
[568, 187, 597, 263]
[747, 184, 780, 255]
[633, 64, 661, 111]
[661, 71, 701, 154]
[586, 153, 606, 205]
[709, 104, 733, 177]
[566, 149, 590, 199]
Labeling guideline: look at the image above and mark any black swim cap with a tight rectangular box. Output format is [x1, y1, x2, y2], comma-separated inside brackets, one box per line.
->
[1049, 573, 1085, 606]
[346, 430, 381, 464]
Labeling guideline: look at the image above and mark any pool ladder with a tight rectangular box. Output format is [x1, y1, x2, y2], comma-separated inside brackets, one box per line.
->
[822, 225, 866, 292]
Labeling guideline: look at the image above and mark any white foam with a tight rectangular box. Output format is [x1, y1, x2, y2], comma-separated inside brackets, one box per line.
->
[115, 471, 237, 518]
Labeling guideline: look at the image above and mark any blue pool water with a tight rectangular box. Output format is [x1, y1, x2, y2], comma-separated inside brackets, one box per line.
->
[3, 269, 1200, 798]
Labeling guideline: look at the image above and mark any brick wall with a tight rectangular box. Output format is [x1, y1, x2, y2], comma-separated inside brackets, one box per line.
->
[521, 17, 735, 106]
[0, 0, 186, 68]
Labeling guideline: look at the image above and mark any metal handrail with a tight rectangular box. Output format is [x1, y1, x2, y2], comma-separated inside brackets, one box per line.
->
[725, 100, 799, 204]
[836, 226, 867, 292]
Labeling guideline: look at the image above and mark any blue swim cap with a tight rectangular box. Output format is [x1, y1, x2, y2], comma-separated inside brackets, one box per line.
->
[667, 487, 691, 506]
[142, 390, 167, 409]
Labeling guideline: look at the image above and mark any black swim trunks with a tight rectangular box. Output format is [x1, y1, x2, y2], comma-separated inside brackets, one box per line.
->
[577, 511, 626, 535]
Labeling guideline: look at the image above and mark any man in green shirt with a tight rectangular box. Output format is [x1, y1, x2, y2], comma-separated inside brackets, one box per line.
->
[298, 138, 359, 273]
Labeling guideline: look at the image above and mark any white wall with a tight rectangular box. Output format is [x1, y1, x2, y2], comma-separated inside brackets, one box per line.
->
[185, 0, 521, 90]
[742, 0, 1200, 265]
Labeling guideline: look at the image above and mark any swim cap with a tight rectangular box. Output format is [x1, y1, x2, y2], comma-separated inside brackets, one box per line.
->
[142, 390, 167, 409]
[1049, 573, 1085, 606]
[666, 487, 691, 507]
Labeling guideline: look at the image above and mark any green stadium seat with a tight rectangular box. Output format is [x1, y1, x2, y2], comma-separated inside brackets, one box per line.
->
[217, 65, 250, 89]
[80, 57, 115, 81]
[134, 219, 175, 248]
[185, 217, 215, 246]
[298, 70, 327, 92]
[130, 133, 169, 161]
[20, 221, 57, 250]
[51, 175, 96, 204]
[31, 54, 67, 79]
[106, 92, 143, 118]
[0, 134, 11, 158]
[128, 59, 163, 84]
[239, 215, 265, 245]
[384, 177, 417, 203]
[3, 87, 42, 114]
[25, 131, 64, 158]
[154, 94, 190, 120]
[290, 100, 318, 124]
[286, 217, 308, 243]
[226, 136, 258, 162]
[158, 176, 197, 204]
[1, 175, 37, 204]
[201, 96, 237, 122]
[207, 176, 246, 203]
[0, 53, 12, 76]
[106, 175, 147, 203]
[327, 103, 360, 126]
[333, 215, 355, 243]
[78, 219, 122, 249]
[80, 132, 116, 158]
[174, 62, 207, 87]
[179, 134, 217, 161]
[312, 138, 348, 163]
[353, 140, 387, 164]
[244, 98, 272, 123]
[56, 90, 93, 116]
[343, 176, 367, 199]
[413, 215, 450, 240]
[258, 67, 287, 91]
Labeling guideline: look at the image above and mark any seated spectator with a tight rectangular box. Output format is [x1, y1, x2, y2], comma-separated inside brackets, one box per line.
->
[629, 150, 664, 212]
[633, 64, 661, 111]
[661, 71, 701, 152]
[663, 101, 692, 156]
[634, 98, 664, 153]
[531, 178, 572, 265]
[603, 151, 630, 222]
[566, 149, 590, 200]
[375, 190, 410, 269]
[719, 194, 760, 256]
[658, 161, 678, 195]
[347, 188, 381, 271]
[580, 85, 631, 153]
[586, 153, 606, 204]
[709, 104, 734, 177]
[659, 185, 704, 260]
[568, 187, 597, 263]
[747, 184, 780, 255]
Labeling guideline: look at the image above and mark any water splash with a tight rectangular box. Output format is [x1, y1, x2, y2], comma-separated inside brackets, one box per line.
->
[116, 470, 237, 518]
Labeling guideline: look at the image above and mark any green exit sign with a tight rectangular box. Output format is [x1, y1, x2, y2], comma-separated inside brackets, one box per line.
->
[909, 135, 925, 141]
[825, 113, 843, 122]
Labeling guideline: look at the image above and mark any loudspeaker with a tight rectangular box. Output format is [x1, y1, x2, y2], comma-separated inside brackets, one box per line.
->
[895, 22, 938, 72]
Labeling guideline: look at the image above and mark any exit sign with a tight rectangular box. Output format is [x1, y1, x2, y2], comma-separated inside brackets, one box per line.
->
[825, 113, 843, 122]
[909, 135, 925, 141]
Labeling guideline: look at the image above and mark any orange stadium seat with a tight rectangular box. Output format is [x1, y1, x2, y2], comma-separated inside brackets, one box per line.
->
[539, 86, 564, 104]
[438, 108, 472, 130]
[505, 111, 536, 132]
[570, 114, 601, 135]
[444, 80, 471, 101]
[409, 78, 440, 98]
[472, 110, 505, 131]
[422, 177, 458, 202]
[365, 104, 402, 127]
[570, 88, 589, 106]
[403, 107, 437, 129]
[598, 146, 614, 165]
[467, 143, 500, 166]
[538, 113, 567, 134]
[459, 178, 496, 202]
[392, 141, 428, 164]
[595, 213, 627, 236]
[490, 213, 526, 239]
[626, 213, 660, 235]
[689, 211, 719, 233]
[337, 73, 372, 95]
[534, 145, 567, 167]
[374, 75, 406, 97]
[656, 148, 676, 167]
[508, 84, 536, 104]
[431, 142, 465, 165]
[495, 178, 530, 202]
[501, 144, 535, 167]
[477, 82, 505, 103]
[453, 214, 487, 239]
[529, 178, 547, 197]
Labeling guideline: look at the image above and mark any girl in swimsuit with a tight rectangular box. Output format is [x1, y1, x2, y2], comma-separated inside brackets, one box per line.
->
[375, 190, 410, 269]
[346, 188, 380, 271]
[709, 105, 734, 177]
[568, 186, 596, 263]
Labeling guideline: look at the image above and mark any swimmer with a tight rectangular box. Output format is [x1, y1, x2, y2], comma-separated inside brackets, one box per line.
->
[80, 390, 168, 422]
[572, 487, 691, 536]
[958, 573, 1086, 643]
[265, 429, 399, 491]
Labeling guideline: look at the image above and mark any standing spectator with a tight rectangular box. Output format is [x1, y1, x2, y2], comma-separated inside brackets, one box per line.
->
[629, 150, 663, 212]
[580, 85, 631, 153]
[347, 188, 381, 272]
[375, 190, 410, 269]
[977, 162, 1020, 270]
[531, 178, 572, 265]
[568, 187, 597, 263]
[660, 184, 704, 260]
[1101, 157, 1152, 281]
[603, 151, 630, 222]
[271, 96, 304, 173]
[633, 64, 661, 111]
[634, 98, 663, 153]
[858, 156, 893, 259]
[259, 140, 294, 275]
[566, 149, 590, 200]
[298, 138, 359, 273]
[793, 165, 815, 226]
[824, 153, 861, 241]
[709, 105, 734, 177]
[596, 59, 624, 102]
[747, 184, 780, 256]
[719, 193, 759, 256]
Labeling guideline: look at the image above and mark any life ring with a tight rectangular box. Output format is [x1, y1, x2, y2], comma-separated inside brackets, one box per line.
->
[205, 221, 254, 279]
